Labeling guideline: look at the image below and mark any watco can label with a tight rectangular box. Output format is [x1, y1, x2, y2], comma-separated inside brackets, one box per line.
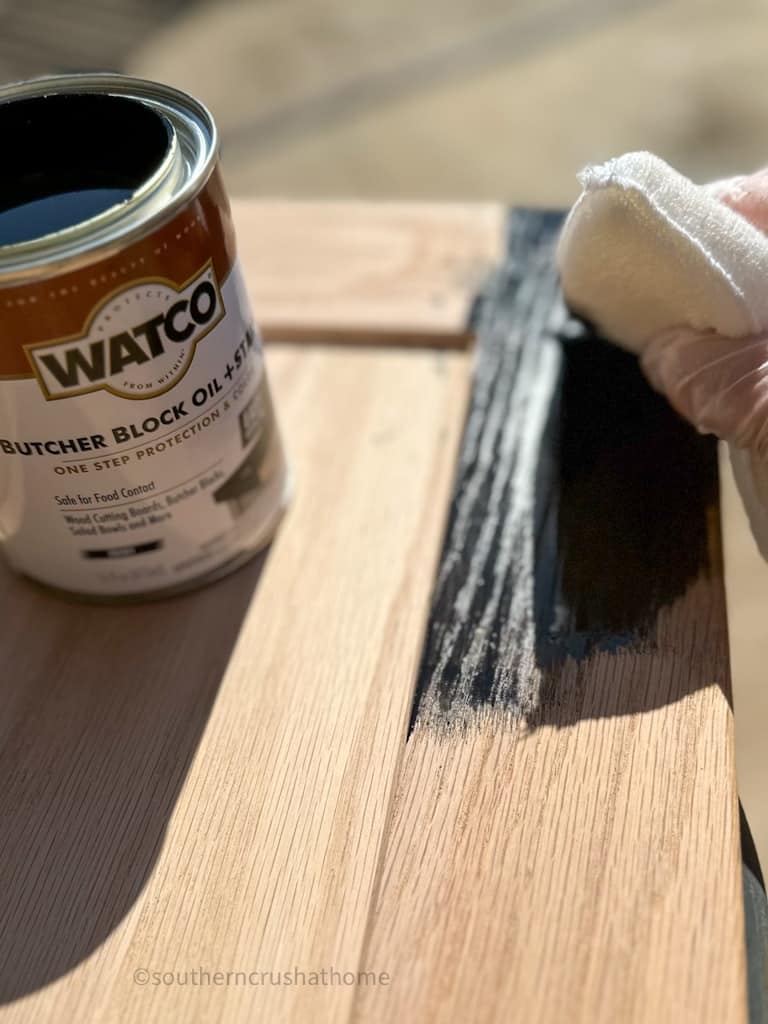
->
[0, 76, 289, 599]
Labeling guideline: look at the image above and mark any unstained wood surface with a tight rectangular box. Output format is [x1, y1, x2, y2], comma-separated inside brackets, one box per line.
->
[0, 341, 470, 1022]
[235, 199, 504, 346]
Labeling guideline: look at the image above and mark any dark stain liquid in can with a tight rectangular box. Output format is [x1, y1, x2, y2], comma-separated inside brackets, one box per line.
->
[0, 190, 135, 246]
[0, 93, 170, 246]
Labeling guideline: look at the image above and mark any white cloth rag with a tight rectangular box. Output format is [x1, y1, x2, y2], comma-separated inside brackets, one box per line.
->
[557, 151, 768, 559]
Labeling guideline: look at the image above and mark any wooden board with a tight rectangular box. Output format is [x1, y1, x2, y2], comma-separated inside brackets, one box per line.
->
[0, 205, 747, 1024]
[0, 344, 470, 1022]
[233, 200, 505, 346]
[355, 211, 747, 1024]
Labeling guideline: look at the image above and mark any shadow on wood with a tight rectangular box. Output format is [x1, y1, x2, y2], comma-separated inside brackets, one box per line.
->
[0, 553, 269, 1003]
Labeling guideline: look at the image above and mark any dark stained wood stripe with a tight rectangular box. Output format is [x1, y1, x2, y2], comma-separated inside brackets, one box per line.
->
[410, 208, 719, 729]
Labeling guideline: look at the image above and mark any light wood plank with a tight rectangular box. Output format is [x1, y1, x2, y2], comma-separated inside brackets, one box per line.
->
[355, 210, 747, 1024]
[0, 343, 470, 1022]
[233, 200, 504, 346]
[356, 594, 745, 1024]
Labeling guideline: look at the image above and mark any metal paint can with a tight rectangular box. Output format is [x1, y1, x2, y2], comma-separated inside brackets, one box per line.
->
[0, 73, 290, 600]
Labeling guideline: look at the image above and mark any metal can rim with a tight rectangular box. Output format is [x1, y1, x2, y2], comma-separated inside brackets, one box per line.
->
[0, 73, 218, 285]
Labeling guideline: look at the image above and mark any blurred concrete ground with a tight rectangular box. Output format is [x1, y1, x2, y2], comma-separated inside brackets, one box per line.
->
[2, 0, 767, 863]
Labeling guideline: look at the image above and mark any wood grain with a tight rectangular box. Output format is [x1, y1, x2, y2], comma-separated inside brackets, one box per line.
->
[356, 211, 747, 1024]
[233, 200, 504, 346]
[357, 599, 745, 1023]
[0, 343, 470, 1022]
[0, 205, 747, 1024]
